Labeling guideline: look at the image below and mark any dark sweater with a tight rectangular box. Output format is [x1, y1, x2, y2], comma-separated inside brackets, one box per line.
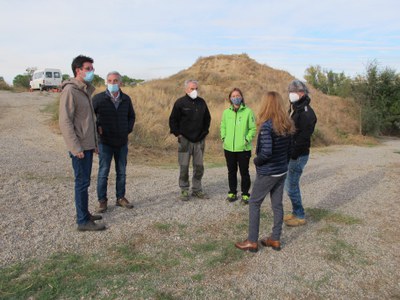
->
[290, 95, 317, 159]
[92, 90, 135, 148]
[253, 119, 292, 176]
[169, 94, 211, 142]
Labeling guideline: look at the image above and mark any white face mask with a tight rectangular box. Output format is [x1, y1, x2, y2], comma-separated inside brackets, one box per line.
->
[289, 92, 300, 103]
[188, 90, 198, 99]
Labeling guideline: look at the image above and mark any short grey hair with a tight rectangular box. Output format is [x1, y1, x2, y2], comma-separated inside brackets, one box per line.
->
[184, 79, 198, 88]
[288, 79, 309, 94]
[106, 71, 122, 82]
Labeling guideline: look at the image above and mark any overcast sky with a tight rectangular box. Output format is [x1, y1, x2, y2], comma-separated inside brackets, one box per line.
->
[1, 0, 399, 84]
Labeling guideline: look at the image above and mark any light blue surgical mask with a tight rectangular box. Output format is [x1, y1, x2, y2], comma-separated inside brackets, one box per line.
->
[231, 97, 242, 106]
[84, 70, 94, 82]
[107, 83, 119, 93]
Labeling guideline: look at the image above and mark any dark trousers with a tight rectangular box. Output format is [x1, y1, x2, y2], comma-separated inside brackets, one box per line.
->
[248, 174, 286, 242]
[224, 150, 251, 196]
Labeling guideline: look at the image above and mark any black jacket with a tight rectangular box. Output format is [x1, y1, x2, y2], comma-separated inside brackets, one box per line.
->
[169, 94, 211, 143]
[92, 90, 135, 147]
[253, 119, 292, 175]
[290, 95, 317, 159]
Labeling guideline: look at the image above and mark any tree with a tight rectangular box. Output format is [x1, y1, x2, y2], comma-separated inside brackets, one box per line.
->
[121, 75, 144, 86]
[25, 67, 37, 76]
[92, 74, 105, 87]
[352, 61, 400, 135]
[13, 74, 31, 88]
[304, 65, 352, 97]
[62, 74, 70, 81]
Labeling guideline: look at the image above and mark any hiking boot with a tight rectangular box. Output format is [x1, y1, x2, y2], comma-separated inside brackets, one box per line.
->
[89, 213, 102, 221]
[283, 213, 296, 221]
[96, 199, 108, 213]
[77, 220, 106, 231]
[192, 191, 209, 199]
[241, 194, 250, 205]
[180, 190, 190, 201]
[226, 193, 238, 202]
[116, 197, 134, 209]
[285, 217, 306, 227]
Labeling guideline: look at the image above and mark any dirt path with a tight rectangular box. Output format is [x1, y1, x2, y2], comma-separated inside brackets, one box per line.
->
[0, 91, 399, 298]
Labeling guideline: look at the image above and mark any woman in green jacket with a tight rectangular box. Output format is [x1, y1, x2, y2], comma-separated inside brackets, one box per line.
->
[221, 88, 257, 203]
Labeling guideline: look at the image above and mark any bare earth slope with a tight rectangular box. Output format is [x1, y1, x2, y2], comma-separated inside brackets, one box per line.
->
[0, 91, 399, 298]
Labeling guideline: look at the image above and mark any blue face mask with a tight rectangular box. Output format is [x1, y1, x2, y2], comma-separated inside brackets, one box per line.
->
[83, 70, 94, 82]
[107, 83, 119, 93]
[231, 97, 242, 106]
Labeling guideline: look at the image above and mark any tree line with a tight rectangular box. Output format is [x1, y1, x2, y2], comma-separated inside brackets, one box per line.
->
[1, 68, 144, 90]
[305, 61, 400, 136]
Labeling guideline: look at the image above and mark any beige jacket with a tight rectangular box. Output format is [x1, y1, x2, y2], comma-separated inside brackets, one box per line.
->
[59, 78, 97, 155]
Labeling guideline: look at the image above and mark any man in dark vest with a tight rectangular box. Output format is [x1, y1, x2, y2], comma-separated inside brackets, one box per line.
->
[93, 71, 136, 213]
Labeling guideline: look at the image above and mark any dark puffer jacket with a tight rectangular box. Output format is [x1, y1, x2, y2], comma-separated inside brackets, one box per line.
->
[290, 94, 317, 159]
[92, 90, 135, 148]
[253, 119, 292, 176]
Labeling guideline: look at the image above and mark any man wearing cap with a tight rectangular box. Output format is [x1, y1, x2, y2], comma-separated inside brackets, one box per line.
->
[284, 80, 317, 227]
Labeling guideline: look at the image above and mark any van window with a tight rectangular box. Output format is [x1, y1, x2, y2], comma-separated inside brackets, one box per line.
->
[54, 72, 61, 78]
[33, 72, 42, 80]
[46, 72, 53, 78]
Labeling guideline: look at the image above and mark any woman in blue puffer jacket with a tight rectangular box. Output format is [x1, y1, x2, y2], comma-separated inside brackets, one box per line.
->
[235, 91, 295, 253]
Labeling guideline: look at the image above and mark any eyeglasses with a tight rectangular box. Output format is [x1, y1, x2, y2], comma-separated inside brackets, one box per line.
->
[81, 67, 94, 71]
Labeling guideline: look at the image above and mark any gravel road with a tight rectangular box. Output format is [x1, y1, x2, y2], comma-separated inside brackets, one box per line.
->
[0, 91, 399, 298]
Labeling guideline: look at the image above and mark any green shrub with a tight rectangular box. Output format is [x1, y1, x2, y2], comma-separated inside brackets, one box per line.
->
[0, 77, 12, 90]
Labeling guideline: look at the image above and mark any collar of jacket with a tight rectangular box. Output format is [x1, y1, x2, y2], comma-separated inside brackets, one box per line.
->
[292, 94, 311, 110]
[105, 89, 128, 101]
[229, 103, 246, 111]
[185, 94, 198, 101]
[62, 78, 95, 96]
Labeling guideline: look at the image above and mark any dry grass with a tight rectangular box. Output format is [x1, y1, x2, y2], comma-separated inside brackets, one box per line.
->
[92, 54, 365, 162]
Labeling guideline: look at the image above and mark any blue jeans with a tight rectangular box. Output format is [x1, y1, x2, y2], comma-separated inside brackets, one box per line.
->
[97, 143, 128, 201]
[284, 154, 309, 219]
[70, 150, 93, 225]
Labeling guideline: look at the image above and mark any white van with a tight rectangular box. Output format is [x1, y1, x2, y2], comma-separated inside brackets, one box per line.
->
[30, 68, 62, 91]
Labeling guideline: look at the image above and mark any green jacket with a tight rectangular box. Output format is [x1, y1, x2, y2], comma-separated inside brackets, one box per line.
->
[220, 104, 256, 152]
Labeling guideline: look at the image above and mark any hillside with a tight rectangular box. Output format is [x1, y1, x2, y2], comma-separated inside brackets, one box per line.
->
[109, 54, 362, 157]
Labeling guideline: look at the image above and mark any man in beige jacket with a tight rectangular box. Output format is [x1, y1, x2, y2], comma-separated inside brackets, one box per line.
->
[59, 55, 106, 231]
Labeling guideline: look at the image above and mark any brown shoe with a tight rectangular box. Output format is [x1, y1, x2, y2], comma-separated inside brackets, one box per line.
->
[96, 199, 108, 213]
[89, 213, 102, 221]
[77, 220, 106, 231]
[285, 217, 306, 227]
[283, 213, 296, 221]
[234, 239, 258, 252]
[116, 197, 134, 209]
[260, 237, 281, 251]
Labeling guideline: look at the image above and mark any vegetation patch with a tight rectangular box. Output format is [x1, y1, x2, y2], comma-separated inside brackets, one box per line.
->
[324, 238, 369, 266]
[306, 208, 362, 225]
[1, 214, 250, 299]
